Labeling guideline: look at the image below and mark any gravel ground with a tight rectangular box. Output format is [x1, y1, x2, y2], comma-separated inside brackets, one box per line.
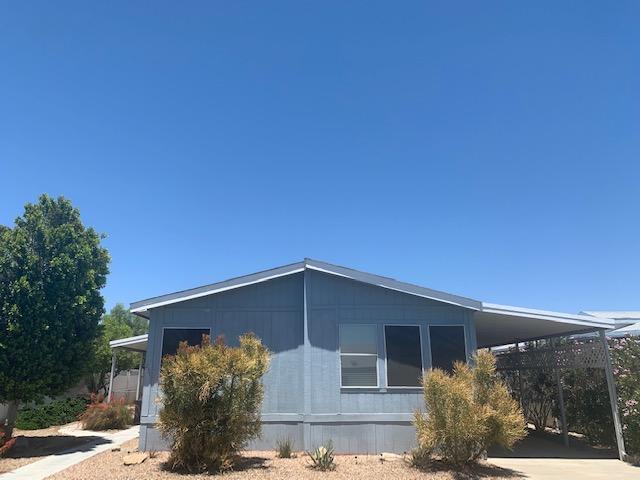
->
[47, 439, 522, 480]
[0, 423, 96, 474]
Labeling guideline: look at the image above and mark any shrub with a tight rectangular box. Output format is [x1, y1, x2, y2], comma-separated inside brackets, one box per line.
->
[408, 446, 431, 468]
[276, 437, 294, 458]
[306, 441, 335, 471]
[563, 368, 614, 446]
[414, 350, 526, 466]
[0, 431, 16, 457]
[79, 393, 132, 430]
[15, 396, 89, 430]
[158, 333, 270, 473]
[611, 336, 640, 457]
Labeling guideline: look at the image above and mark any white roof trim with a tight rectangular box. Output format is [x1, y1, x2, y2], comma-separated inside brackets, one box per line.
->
[130, 258, 482, 316]
[131, 266, 305, 314]
[109, 334, 148, 350]
[481, 303, 615, 329]
[581, 311, 640, 320]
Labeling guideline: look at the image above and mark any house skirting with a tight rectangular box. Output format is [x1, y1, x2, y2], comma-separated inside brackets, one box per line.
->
[139, 414, 418, 454]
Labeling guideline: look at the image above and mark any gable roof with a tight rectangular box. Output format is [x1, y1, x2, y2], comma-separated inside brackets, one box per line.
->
[130, 258, 483, 317]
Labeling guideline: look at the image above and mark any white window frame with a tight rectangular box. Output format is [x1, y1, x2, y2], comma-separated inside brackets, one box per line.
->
[339, 323, 379, 389]
[383, 324, 424, 389]
[427, 324, 468, 371]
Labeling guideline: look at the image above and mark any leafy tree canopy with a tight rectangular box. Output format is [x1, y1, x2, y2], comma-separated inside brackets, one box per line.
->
[87, 304, 148, 394]
[0, 194, 110, 404]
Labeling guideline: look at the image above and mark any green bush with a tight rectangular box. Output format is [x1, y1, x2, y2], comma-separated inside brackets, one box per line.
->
[563, 368, 614, 446]
[414, 350, 526, 466]
[79, 394, 132, 430]
[306, 441, 335, 471]
[15, 397, 89, 430]
[158, 333, 270, 473]
[611, 336, 640, 457]
[276, 437, 294, 458]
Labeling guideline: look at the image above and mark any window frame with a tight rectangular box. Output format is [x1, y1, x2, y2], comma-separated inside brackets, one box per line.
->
[383, 324, 425, 389]
[160, 326, 212, 363]
[427, 324, 468, 373]
[338, 323, 379, 389]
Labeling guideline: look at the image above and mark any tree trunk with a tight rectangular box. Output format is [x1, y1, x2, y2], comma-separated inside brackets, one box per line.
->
[1, 400, 18, 439]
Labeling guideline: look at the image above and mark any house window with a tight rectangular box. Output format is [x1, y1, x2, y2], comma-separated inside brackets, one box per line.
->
[429, 326, 467, 373]
[339, 324, 378, 387]
[385, 325, 423, 387]
[161, 328, 210, 359]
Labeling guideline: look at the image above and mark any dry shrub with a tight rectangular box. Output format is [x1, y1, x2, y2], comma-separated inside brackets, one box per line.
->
[158, 333, 270, 473]
[414, 350, 526, 466]
[80, 393, 132, 430]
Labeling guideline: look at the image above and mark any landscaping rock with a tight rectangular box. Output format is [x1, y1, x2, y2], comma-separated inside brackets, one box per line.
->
[123, 452, 148, 465]
[379, 452, 403, 462]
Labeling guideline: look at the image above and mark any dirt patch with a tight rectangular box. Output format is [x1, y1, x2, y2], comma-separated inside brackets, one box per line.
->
[46, 440, 522, 480]
[0, 424, 101, 474]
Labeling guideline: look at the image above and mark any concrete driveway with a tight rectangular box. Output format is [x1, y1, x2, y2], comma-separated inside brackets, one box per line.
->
[488, 430, 638, 479]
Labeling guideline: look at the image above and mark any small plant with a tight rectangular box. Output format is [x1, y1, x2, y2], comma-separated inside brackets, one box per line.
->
[408, 446, 431, 468]
[0, 431, 17, 457]
[276, 437, 294, 458]
[80, 393, 132, 430]
[414, 350, 526, 466]
[306, 441, 335, 471]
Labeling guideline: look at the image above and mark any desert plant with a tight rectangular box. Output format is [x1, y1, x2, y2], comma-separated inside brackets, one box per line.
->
[158, 333, 270, 473]
[414, 350, 526, 466]
[79, 393, 132, 430]
[0, 431, 16, 457]
[408, 446, 431, 468]
[276, 437, 294, 458]
[16, 397, 89, 430]
[306, 441, 335, 471]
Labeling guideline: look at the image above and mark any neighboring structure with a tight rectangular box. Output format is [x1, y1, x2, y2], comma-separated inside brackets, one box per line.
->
[582, 311, 640, 337]
[112, 259, 622, 455]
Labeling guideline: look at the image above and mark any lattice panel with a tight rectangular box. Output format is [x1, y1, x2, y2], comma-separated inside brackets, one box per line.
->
[496, 340, 607, 371]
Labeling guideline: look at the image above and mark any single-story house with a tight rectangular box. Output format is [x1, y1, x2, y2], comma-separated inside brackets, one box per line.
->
[116, 258, 618, 454]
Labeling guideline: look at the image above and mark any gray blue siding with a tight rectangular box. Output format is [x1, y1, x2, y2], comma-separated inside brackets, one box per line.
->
[139, 269, 477, 453]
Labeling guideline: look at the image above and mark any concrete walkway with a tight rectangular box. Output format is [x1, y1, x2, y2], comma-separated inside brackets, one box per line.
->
[0, 425, 139, 480]
[488, 430, 638, 479]
[489, 457, 637, 479]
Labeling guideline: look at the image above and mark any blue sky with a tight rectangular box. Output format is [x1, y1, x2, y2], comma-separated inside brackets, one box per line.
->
[1, 1, 638, 314]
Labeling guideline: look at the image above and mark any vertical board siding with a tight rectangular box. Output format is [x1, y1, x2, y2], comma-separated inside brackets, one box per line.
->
[140, 273, 304, 424]
[138, 268, 479, 453]
[307, 270, 476, 415]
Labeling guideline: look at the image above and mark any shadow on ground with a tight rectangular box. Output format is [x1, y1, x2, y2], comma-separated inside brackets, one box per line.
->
[489, 428, 618, 459]
[160, 455, 269, 475]
[6, 435, 109, 459]
[414, 459, 522, 480]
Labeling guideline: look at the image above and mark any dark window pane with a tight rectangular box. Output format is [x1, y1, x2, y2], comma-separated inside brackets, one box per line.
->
[429, 326, 467, 373]
[161, 328, 210, 358]
[385, 326, 422, 387]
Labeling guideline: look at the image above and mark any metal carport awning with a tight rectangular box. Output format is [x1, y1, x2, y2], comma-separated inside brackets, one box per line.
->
[475, 303, 613, 348]
[474, 305, 625, 461]
[107, 334, 148, 404]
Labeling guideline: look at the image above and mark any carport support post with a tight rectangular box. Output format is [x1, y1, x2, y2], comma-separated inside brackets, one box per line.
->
[552, 338, 569, 447]
[135, 354, 144, 401]
[515, 341, 524, 408]
[599, 329, 627, 461]
[107, 351, 117, 402]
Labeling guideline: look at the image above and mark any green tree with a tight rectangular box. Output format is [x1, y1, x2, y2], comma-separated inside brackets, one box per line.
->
[0, 195, 110, 437]
[87, 304, 148, 394]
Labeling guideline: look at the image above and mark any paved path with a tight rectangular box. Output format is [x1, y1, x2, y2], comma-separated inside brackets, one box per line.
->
[488, 431, 638, 479]
[489, 457, 638, 479]
[0, 425, 139, 480]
